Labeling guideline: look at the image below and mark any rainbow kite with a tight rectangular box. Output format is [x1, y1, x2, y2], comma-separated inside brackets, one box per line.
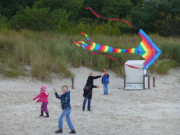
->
[73, 7, 161, 69]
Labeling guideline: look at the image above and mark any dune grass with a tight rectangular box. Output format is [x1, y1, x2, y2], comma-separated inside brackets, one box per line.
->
[0, 29, 179, 80]
[150, 60, 179, 74]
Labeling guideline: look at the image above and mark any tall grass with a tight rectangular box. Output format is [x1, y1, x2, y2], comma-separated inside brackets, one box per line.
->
[0, 29, 179, 80]
[150, 60, 179, 74]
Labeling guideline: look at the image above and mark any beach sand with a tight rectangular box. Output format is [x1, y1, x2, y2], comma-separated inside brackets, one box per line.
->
[0, 67, 180, 135]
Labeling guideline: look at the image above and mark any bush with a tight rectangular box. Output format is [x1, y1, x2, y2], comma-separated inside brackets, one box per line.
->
[0, 15, 9, 31]
[11, 7, 50, 31]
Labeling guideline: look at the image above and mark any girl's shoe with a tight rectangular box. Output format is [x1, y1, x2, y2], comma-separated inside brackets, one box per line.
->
[55, 129, 63, 133]
[45, 112, 49, 117]
[39, 112, 43, 117]
[69, 130, 76, 134]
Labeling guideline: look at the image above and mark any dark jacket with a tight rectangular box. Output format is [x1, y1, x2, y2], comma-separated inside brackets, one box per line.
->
[83, 75, 101, 99]
[55, 91, 71, 110]
[102, 74, 109, 84]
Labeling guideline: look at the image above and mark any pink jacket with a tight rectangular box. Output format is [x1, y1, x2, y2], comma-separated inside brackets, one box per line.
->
[33, 90, 49, 102]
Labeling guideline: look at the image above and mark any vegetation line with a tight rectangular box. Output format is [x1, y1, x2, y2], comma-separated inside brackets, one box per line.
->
[0, 30, 179, 80]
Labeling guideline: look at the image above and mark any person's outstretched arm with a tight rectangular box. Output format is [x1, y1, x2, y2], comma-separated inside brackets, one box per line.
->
[33, 93, 42, 100]
[93, 85, 100, 88]
[55, 92, 61, 99]
[54, 88, 61, 99]
[92, 75, 101, 79]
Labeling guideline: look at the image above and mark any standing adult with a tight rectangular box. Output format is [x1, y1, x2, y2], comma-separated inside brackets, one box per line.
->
[102, 69, 109, 95]
[82, 72, 101, 111]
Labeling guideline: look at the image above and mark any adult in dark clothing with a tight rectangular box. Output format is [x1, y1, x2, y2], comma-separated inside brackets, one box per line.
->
[82, 72, 101, 111]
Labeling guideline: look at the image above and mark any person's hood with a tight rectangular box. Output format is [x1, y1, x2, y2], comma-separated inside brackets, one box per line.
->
[41, 85, 47, 91]
[41, 90, 49, 96]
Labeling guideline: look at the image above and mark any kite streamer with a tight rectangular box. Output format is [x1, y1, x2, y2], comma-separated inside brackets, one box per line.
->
[89, 52, 142, 69]
[85, 7, 139, 30]
[73, 8, 161, 69]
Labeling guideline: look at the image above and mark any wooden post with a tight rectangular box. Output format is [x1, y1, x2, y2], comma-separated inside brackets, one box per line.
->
[148, 75, 150, 89]
[124, 75, 126, 90]
[72, 77, 74, 89]
[153, 77, 155, 87]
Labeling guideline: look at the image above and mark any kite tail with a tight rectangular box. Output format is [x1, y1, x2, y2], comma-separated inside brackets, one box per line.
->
[80, 32, 93, 44]
[89, 52, 142, 69]
[85, 7, 139, 30]
[74, 32, 139, 54]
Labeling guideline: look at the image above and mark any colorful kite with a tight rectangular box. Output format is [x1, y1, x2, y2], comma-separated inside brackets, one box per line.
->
[73, 7, 161, 69]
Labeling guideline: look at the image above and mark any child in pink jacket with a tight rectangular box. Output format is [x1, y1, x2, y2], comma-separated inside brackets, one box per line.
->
[33, 85, 49, 117]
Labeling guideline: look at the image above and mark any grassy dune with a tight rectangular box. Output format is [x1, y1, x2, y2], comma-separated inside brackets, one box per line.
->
[0, 29, 179, 80]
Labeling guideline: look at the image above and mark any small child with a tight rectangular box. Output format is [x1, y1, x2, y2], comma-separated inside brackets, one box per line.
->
[102, 69, 110, 95]
[33, 85, 49, 117]
[54, 85, 76, 134]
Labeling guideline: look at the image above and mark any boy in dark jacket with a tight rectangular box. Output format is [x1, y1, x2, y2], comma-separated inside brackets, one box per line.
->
[102, 69, 109, 95]
[83, 72, 101, 111]
[54, 85, 76, 134]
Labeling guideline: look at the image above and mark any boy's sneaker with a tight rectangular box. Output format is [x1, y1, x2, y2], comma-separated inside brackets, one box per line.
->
[55, 129, 63, 133]
[88, 109, 91, 111]
[69, 130, 76, 134]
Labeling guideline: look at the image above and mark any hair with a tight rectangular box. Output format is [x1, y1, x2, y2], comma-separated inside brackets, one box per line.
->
[62, 85, 68, 90]
[89, 72, 93, 76]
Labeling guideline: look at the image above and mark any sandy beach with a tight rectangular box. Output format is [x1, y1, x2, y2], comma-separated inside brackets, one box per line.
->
[0, 67, 180, 135]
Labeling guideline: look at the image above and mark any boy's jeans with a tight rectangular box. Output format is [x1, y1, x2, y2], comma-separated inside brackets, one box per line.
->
[103, 83, 108, 95]
[58, 109, 75, 130]
[82, 97, 91, 110]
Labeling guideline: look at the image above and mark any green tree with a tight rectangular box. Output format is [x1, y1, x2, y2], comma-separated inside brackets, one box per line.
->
[156, 12, 180, 36]
[57, 9, 71, 33]
[101, 0, 133, 19]
[11, 7, 50, 31]
[130, 0, 144, 6]
[130, 0, 180, 35]
[0, 0, 35, 18]
[0, 15, 9, 30]
[64, 0, 84, 24]
[34, 0, 68, 10]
